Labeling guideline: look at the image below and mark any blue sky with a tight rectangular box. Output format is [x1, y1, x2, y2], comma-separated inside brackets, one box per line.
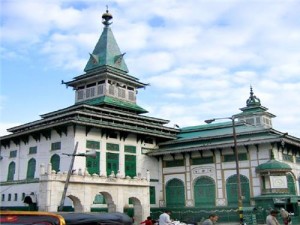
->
[1, 0, 300, 137]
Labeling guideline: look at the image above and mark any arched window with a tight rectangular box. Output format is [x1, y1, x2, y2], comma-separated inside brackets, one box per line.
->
[166, 178, 185, 207]
[226, 174, 250, 206]
[194, 176, 216, 207]
[7, 162, 16, 181]
[50, 154, 60, 172]
[287, 173, 296, 195]
[26, 158, 36, 179]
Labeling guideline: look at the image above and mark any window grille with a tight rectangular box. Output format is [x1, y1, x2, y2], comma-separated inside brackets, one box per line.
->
[86, 140, 100, 149]
[118, 87, 126, 98]
[109, 85, 115, 95]
[51, 142, 61, 151]
[77, 90, 84, 100]
[128, 91, 135, 101]
[98, 85, 104, 95]
[165, 160, 184, 167]
[29, 146, 37, 154]
[125, 145, 136, 153]
[192, 156, 214, 165]
[9, 150, 17, 158]
[106, 143, 119, 151]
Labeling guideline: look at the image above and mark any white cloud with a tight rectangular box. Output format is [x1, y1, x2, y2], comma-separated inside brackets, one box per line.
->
[1, 0, 300, 138]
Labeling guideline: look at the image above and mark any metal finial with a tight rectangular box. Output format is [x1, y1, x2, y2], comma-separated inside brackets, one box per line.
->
[102, 6, 113, 27]
[250, 85, 254, 98]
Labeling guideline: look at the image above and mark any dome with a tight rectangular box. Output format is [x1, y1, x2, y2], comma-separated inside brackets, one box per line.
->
[256, 160, 292, 172]
[246, 86, 261, 107]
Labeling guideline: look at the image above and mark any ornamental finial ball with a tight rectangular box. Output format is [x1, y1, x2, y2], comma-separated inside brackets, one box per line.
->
[102, 6, 113, 26]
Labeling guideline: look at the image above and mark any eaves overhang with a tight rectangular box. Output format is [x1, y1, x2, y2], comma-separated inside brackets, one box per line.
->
[148, 136, 296, 156]
[64, 66, 148, 88]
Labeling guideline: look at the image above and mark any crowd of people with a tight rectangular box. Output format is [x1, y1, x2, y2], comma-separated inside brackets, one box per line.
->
[140, 207, 291, 225]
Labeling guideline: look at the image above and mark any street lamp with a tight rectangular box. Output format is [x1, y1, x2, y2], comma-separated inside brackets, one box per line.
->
[58, 142, 96, 212]
[205, 116, 244, 225]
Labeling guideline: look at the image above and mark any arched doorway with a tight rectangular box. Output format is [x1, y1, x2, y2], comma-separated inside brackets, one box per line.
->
[226, 174, 250, 206]
[287, 173, 296, 195]
[194, 176, 216, 207]
[166, 178, 185, 207]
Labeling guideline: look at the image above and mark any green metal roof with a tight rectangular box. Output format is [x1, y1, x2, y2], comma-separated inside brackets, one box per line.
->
[256, 160, 292, 172]
[84, 14, 128, 73]
[177, 122, 265, 140]
[75, 96, 148, 113]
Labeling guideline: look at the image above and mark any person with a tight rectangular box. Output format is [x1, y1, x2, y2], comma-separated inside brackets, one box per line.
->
[202, 214, 219, 225]
[280, 208, 291, 225]
[159, 210, 172, 225]
[266, 209, 280, 225]
[141, 216, 153, 225]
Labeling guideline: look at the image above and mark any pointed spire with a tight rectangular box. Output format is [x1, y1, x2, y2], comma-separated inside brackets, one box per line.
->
[84, 8, 129, 73]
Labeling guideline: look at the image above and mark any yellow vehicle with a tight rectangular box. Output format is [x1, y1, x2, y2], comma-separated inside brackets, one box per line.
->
[0, 211, 66, 225]
[0, 211, 133, 225]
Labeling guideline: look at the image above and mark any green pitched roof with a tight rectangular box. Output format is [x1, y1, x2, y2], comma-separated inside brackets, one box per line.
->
[256, 160, 292, 172]
[76, 96, 148, 113]
[84, 12, 128, 73]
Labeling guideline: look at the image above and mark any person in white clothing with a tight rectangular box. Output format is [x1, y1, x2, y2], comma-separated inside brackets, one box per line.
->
[266, 209, 280, 225]
[159, 210, 172, 225]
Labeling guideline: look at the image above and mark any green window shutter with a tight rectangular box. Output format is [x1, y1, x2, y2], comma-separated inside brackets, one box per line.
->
[50, 154, 60, 172]
[226, 175, 250, 206]
[7, 162, 16, 181]
[106, 143, 119, 151]
[93, 194, 106, 204]
[106, 153, 119, 176]
[86, 152, 100, 175]
[125, 155, 136, 178]
[287, 174, 296, 195]
[192, 157, 214, 165]
[14, 193, 17, 201]
[26, 158, 36, 179]
[86, 140, 100, 150]
[8, 194, 11, 201]
[22, 193, 25, 201]
[194, 176, 216, 207]
[150, 186, 156, 204]
[125, 145, 136, 153]
[166, 179, 185, 207]
[165, 160, 184, 167]
[223, 153, 248, 162]
[51, 142, 61, 151]
[29, 146, 37, 154]
[1, 194, 4, 201]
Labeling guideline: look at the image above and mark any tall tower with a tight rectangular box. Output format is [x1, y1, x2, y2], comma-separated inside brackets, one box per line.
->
[64, 9, 148, 114]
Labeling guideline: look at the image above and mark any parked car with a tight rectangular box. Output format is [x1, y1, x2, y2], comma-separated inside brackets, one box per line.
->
[0, 211, 133, 225]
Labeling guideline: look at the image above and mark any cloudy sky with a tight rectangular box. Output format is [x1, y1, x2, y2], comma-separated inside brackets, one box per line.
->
[1, 0, 300, 138]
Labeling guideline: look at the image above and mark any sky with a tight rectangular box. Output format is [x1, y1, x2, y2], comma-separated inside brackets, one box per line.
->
[1, 0, 300, 138]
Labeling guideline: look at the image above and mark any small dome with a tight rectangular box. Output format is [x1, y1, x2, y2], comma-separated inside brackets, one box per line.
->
[102, 9, 113, 26]
[256, 160, 292, 172]
[246, 86, 261, 107]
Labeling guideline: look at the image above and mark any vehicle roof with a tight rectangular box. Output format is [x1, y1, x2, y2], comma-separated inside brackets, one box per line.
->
[57, 212, 133, 225]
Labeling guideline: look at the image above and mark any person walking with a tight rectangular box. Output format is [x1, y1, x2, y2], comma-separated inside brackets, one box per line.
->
[202, 214, 219, 225]
[159, 210, 172, 225]
[266, 209, 280, 225]
[280, 208, 291, 225]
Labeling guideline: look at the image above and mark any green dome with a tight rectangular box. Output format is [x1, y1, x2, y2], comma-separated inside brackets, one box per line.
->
[256, 160, 291, 172]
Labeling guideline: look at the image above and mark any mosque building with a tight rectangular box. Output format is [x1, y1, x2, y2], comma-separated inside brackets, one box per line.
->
[1, 9, 300, 225]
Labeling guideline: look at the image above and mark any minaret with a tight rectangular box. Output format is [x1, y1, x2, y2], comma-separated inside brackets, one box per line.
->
[234, 86, 276, 128]
[64, 9, 148, 114]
